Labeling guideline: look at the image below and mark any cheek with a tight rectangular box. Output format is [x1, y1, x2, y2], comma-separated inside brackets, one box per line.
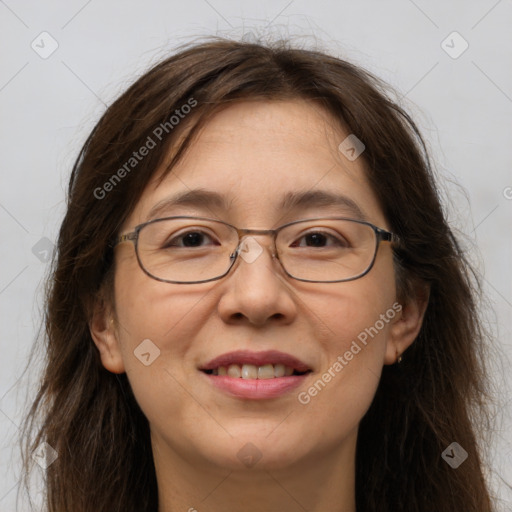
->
[113, 252, 205, 360]
[313, 246, 397, 350]
[112, 285, 193, 440]
[111, 258, 220, 426]
[295, 252, 397, 432]
[291, 332, 390, 458]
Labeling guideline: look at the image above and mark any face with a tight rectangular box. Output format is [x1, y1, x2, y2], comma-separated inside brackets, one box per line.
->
[93, 100, 413, 476]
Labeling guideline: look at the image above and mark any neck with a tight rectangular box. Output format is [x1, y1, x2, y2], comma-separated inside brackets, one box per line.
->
[154, 429, 358, 512]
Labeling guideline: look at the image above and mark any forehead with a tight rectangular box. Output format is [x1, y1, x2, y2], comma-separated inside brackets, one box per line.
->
[126, 100, 388, 229]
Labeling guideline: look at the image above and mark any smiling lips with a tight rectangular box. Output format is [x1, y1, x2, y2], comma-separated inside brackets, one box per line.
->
[200, 350, 312, 399]
[200, 349, 311, 375]
[211, 363, 295, 379]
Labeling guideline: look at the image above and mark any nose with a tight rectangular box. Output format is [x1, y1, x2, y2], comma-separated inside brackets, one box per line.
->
[216, 235, 298, 326]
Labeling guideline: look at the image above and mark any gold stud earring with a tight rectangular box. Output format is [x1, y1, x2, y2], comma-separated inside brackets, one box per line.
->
[396, 349, 402, 364]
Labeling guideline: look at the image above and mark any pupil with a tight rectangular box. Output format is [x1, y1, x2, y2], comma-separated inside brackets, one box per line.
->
[306, 233, 325, 247]
[183, 232, 203, 247]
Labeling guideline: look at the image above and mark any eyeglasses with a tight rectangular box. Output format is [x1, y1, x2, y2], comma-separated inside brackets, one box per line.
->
[112, 216, 400, 284]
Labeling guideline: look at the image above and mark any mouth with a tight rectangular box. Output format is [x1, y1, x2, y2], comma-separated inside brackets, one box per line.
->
[202, 363, 310, 379]
[199, 350, 313, 399]
[199, 349, 312, 377]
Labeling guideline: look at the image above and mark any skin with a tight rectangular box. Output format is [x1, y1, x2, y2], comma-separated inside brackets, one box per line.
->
[90, 100, 428, 512]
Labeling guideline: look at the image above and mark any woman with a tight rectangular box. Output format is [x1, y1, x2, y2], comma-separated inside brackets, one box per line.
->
[22, 37, 494, 511]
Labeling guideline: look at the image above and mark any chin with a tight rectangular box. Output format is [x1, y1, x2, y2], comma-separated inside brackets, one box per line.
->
[198, 429, 313, 472]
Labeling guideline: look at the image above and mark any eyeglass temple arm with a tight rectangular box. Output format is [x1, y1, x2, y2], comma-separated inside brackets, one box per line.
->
[111, 232, 137, 248]
[377, 228, 401, 246]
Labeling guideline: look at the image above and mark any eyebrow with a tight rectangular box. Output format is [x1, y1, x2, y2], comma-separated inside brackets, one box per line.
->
[146, 188, 367, 222]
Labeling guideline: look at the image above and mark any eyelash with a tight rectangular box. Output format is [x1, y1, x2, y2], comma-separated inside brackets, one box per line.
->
[163, 229, 348, 249]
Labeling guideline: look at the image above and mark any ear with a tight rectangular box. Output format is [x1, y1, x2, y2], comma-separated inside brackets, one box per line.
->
[89, 298, 125, 374]
[384, 283, 430, 365]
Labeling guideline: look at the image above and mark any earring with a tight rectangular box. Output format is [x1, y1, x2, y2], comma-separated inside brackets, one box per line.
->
[396, 349, 402, 364]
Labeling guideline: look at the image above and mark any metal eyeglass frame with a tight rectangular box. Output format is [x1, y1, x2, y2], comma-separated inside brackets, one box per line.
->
[112, 215, 401, 285]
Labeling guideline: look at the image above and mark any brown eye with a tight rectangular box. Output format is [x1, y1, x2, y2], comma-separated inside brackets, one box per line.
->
[163, 230, 217, 249]
[292, 230, 349, 248]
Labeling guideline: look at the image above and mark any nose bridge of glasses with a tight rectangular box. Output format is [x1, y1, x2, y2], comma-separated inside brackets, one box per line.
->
[235, 227, 278, 257]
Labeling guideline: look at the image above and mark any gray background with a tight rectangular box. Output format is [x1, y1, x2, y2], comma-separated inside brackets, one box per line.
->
[1, 0, 511, 510]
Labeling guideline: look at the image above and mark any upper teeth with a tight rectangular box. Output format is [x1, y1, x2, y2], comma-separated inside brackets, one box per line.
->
[213, 364, 295, 379]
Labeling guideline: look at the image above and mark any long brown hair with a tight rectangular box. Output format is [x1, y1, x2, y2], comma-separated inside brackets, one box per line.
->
[21, 37, 495, 511]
